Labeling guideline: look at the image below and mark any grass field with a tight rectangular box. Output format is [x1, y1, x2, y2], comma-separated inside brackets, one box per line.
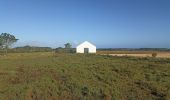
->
[0, 52, 170, 100]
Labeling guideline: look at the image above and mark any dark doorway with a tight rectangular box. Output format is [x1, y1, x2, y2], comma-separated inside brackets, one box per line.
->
[84, 48, 89, 53]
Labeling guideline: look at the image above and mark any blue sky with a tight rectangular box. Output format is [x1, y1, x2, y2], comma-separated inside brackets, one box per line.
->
[0, 0, 170, 48]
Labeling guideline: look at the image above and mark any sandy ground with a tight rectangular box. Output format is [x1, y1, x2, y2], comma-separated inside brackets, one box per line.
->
[108, 53, 170, 58]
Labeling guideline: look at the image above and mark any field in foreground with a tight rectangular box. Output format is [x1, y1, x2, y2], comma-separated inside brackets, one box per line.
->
[0, 52, 170, 100]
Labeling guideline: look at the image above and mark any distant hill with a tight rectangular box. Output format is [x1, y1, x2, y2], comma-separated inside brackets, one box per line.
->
[10, 45, 53, 53]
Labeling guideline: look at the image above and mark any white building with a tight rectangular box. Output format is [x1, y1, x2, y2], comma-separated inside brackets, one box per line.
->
[76, 41, 96, 53]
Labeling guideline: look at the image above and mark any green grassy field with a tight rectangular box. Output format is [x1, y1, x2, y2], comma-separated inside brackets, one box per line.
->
[0, 52, 170, 100]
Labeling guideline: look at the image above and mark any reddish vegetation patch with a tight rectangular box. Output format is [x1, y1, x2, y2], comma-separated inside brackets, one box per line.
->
[9, 67, 45, 84]
[0, 72, 8, 76]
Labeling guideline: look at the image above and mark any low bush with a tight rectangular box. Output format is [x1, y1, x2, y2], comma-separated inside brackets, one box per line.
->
[152, 53, 157, 58]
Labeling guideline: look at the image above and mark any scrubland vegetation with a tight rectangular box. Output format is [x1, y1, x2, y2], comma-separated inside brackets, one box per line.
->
[0, 52, 170, 100]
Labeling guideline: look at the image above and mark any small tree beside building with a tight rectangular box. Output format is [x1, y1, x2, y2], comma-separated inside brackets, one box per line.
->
[55, 43, 75, 53]
[64, 43, 72, 49]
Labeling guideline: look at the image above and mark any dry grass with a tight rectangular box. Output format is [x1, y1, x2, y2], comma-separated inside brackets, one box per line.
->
[97, 51, 170, 58]
[108, 53, 170, 58]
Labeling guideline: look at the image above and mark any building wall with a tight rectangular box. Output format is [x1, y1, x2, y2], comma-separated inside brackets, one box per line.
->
[76, 42, 96, 53]
[76, 46, 96, 53]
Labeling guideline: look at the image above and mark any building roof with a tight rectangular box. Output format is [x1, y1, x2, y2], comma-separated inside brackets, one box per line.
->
[76, 41, 96, 48]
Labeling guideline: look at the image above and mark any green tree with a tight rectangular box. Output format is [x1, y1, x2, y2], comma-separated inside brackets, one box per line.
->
[64, 43, 72, 49]
[0, 33, 18, 54]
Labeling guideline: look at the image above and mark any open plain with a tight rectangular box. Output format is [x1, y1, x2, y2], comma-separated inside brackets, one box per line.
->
[0, 52, 170, 100]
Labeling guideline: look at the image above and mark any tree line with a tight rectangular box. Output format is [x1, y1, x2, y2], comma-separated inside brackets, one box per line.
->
[0, 33, 75, 54]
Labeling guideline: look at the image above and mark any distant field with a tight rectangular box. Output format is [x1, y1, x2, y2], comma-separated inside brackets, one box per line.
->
[0, 52, 170, 100]
[97, 51, 170, 58]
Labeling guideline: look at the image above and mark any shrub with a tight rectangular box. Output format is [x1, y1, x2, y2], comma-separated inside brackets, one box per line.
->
[81, 87, 89, 96]
[152, 53, 157, 58]
[55, 48, 76, 53]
